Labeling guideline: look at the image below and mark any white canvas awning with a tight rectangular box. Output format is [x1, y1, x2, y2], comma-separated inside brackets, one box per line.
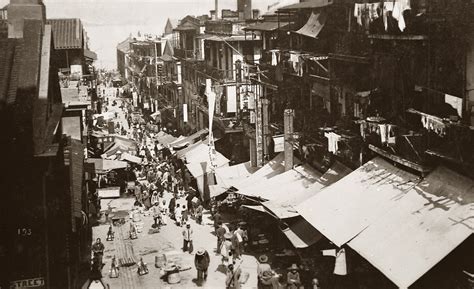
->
[293, 11, 327, 38]
[296, 157, 474, 288]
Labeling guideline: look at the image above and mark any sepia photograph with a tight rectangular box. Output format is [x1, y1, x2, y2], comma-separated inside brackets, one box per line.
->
[0, 0, 473, 288]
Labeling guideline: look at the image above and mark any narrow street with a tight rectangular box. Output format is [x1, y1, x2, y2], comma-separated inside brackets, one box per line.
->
[94, 197, 258, 288]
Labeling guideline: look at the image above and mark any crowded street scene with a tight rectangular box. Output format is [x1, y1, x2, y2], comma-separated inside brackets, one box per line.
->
[1, 0, 473, 289]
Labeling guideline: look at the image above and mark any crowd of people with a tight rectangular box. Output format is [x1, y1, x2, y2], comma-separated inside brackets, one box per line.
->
[88, 89, 314, 288]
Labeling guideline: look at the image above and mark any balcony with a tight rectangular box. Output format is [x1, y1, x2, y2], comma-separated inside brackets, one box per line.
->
[174, 48, 204, 61]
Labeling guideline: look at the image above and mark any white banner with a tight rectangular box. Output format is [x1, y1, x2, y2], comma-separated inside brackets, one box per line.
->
[226, 86, 237, 113]
[183, 103, 188, 122]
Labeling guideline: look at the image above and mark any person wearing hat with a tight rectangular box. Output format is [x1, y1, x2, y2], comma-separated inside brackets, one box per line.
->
[257, 255, 280, 289]
[216, 222, 227, 254]
[225, 263, 242, 289]
[286, 264, 301, 289]
[182, 222, 193, 253]
[221, 232, 234, 265]
[194, 248, 210, 282]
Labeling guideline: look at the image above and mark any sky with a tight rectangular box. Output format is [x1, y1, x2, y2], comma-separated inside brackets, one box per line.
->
[0, 0, 288, 69]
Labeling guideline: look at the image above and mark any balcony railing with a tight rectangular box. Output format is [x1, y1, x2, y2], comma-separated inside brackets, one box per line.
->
[174, 48, 203, 60]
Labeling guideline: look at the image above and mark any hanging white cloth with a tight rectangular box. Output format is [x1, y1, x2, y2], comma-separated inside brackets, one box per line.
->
[333, 248, 347, 276]
[324, 132, 341, 154]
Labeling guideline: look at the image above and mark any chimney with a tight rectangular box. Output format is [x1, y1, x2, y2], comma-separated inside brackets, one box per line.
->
[252, 9, 260, 19]
[215, 0, 219, 19]
[284, 109, 295, 171]
[237, 0, 252, 20]
[7, 0, 46, 38]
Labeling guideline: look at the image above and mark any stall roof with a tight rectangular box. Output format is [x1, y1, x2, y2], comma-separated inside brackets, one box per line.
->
[86, 158, 128, 172]
[238, 163, 319, 200]
[210, 162, 258, 198]
[293, 11, 326, 38]
[278, 0, 332, 11]
[282, 217, 323, 248]
[172, 128, 209, 148]
[347, 165, 474, 289]
[155, 131, 177, 146]
[243, 22, 289, 32]
[235, 153, 300, 190]
[120, 152, 142, 164]
[297, 157, 420, 247]
[183, 143, 230, 178]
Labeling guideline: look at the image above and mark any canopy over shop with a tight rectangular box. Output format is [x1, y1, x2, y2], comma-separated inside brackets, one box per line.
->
[297, 157, 474, 289]
[177, 142, 230, 201]
[209, 161, 259, 198]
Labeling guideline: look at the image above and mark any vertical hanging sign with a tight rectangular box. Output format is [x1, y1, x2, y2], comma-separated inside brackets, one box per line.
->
[206, 79, 217, 170]
[183, 104, 188, 123]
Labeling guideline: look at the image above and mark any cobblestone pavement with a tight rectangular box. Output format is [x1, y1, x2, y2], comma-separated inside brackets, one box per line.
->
[93, 196, 258, 288]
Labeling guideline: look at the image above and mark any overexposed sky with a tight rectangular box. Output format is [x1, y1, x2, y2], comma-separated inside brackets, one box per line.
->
[0, 0, 289, 68]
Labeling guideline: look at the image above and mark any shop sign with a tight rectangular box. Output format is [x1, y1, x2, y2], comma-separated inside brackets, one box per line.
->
[10, 277, 44, 288]
[273, 134, 284, 152]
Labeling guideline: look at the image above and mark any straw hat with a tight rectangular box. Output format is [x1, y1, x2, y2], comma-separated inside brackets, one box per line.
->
[288, 264, 299, 271]
[224, 232, 233, 239]
[196, 248, 206, 255]
[258, 255, 268, 263]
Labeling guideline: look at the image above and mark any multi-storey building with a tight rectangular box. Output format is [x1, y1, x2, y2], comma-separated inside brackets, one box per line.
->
[0, 1, 92, 288]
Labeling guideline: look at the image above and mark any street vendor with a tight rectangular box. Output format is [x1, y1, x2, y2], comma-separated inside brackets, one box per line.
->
[286, 264, 301, 289]
[257, 255, 280, 289]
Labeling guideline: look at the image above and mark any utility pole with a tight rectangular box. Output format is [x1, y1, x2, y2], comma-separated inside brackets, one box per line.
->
[284, 109, 295, 171]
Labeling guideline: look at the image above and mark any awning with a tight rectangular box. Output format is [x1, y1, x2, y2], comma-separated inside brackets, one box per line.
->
[238, 163, 316, 200]
[242, 205, 267, 213]
[281, 218, 323, 248]
[209, 184, 230, 198]
[211, 162, 259, 197]
[86, 158, 128, 173]
[297, 157, 420, 247]
[347, 165, 474, 289]
[261, 161, 352, 219]
[155, 131, 177, 146]
[199, 34, 260, 42]
[120, 152, 142, 164]
[97, 187, 121, 198]
[170, 135, 186, 145]
[183, 143, 230, 178]
[235, 152, 299, 191]
[293, 11, 326, 38]
[297, 157, 474, 289]
[215, 162, 258, 188]
[243, 22, 289, 32]
[278, 0, 332, 11]
[171, 128, 209, 148]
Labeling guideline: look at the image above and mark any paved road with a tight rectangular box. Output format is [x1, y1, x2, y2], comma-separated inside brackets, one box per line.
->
[94, 196, 258, 288]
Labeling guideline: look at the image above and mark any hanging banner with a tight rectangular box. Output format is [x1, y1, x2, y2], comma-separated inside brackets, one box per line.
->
[208, 91, 216, 133]
[183, 103, 188, 122]
[226, 86, 237, 113]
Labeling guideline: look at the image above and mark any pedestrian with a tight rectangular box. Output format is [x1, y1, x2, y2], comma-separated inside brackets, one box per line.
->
[225, 263, 242, 289]
[216, 221, 226, 254]
[182, 205, 189, 224]
[231, 229, 241, 260]
[182, 222, 193, 253]
[286, 264, 301, 289]
[92, 238, 105, 266]
[221, 232, 234, 265]
[257, 255, 280, 289]
[213, 210, 222, 231]
[151, 202, 161, 228]
[194, 248, 210, 282]
[168, 196, 176, 218]
[195, 203, 203, 225]
[175, 204, 182, 226]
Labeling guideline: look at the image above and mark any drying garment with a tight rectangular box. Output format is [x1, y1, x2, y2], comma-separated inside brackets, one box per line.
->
[383, 0, 411, 32]
[444, 93, 463, 117]
[421, 115, 446, 136]
[387, 124, 396, 145]
[325, 132, 341, 154]
[270, 50, 280, 66]
[334, 248, 347, 276]
[289, 52, 300, 74]
[359, 121, 367, 139]
[379, 124, 387, 144]
[354, 2, 382, 27]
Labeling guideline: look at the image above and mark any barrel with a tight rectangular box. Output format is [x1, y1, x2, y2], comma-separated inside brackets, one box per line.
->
[155, 254, 167, 268]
